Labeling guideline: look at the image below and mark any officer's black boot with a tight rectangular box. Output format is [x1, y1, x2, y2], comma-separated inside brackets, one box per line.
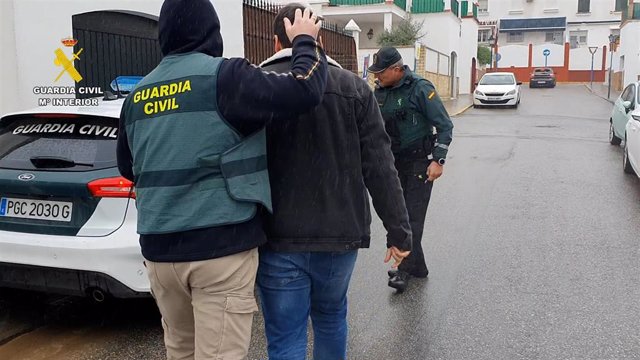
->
[388, 267, 429, 278]
[388, 270, 410, 292]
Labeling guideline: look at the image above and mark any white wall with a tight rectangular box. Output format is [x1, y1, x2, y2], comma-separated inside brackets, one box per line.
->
[477, 0, 621, 22]
[0, 0, 20, 115]
[497, 44, 529, 67]
[569, 46, 605, 70]
[359, 46, 416, 73]
[459, 18, 479, 93]
[532, 43, 564, 67]
[620, 21, 640, 86]
[415, 12, 461, 58]
[2, 0, 244, 114]
[415, 12, 477, 94]
[358, 22, 386, 49]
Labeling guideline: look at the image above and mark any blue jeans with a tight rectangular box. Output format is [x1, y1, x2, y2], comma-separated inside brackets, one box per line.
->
[257, 249, 358, 360]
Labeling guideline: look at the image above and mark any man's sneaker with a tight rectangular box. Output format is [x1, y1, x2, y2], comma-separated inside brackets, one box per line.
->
[388, 270, 410, 292]
[388, 268, 429, 278]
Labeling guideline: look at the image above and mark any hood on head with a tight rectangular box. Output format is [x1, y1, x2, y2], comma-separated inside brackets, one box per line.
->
[158, 0, 223, 57]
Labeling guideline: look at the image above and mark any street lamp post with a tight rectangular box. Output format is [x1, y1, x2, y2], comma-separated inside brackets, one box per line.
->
[607, 34, 618, 99]
[588, 46, 599, 91]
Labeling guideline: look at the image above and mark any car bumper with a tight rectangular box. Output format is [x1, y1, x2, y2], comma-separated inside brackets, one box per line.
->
[473, 95, 518, 106]
[530, 79, 555, 87]
[0, 204, 149, 298]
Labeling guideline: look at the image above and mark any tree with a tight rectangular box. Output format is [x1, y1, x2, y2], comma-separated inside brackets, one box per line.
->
[376, 16, 425, 46]
[477, 45, 492, 66]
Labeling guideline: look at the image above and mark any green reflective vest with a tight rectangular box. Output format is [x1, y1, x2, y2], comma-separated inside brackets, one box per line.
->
[375, 72, 433, 155]
[122, 53, 272, 234]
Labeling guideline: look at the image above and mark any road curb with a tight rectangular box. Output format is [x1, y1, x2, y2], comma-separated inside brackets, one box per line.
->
[583, 84, 615, 104]
[451, 103, 473, 116]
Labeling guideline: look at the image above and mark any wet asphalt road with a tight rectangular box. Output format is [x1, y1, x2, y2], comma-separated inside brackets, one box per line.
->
[1, 84, 639, 359]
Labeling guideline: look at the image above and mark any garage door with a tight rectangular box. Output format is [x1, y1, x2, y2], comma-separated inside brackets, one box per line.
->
[72, 11, 162, 98]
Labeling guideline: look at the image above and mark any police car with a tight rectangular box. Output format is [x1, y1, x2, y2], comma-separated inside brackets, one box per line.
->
[0, 85, 148, 300]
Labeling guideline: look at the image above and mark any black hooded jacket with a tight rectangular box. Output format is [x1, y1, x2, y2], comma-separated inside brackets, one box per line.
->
[261, 50, 412, 252]
[116, 0, 327, 262]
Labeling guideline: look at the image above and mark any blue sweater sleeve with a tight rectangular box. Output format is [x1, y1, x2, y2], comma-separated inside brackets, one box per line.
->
[217, 35, 327, 136]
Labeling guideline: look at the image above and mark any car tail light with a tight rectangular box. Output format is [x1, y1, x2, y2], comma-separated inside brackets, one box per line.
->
[88, 177, 136, 198]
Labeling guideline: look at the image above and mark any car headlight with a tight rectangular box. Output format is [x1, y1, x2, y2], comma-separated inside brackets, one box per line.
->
[474, 90, 484, 96]
[506, 90, 516, 96]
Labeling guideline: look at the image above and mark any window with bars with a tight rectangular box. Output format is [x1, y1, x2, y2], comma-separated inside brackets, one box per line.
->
[577, 0, 590, 13]
[478, 29, 492, 42]
[569, 30, 588, 48]
[545, 31, 563, 45]
[507, 31, 524, 43]
[478, 0, 488, 12]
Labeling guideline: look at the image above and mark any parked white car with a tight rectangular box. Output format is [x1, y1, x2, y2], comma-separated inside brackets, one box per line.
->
[0, 97, 149, 300]
[473, 72, 522, 108]
[609, 81, 640, 177]
[623, 95, 640, 177]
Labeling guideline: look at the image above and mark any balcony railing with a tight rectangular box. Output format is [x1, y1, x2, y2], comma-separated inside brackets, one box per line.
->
[329, 0, 383, 5]
[328, 0, 406, 9]
[411, 0, 445, 13]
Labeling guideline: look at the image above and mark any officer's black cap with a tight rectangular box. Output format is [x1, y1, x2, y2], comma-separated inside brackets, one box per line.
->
[368, 47, 402, 73]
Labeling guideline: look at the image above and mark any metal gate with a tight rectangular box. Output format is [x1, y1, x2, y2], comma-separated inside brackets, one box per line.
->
[72, 11, 162, 98]
[243, 0, 358, 73]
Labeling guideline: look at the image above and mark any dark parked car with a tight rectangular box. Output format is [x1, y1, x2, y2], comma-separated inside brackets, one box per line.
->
[529, 68, 556, 88]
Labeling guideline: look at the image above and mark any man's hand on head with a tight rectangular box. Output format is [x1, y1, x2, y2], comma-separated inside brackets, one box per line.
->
[284, 8, 322, 42]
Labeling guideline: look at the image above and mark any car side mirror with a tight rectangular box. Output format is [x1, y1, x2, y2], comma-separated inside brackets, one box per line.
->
[474, 82, 478, 86]
[517, 82, 522, 85]
[623, 101, 632, 112]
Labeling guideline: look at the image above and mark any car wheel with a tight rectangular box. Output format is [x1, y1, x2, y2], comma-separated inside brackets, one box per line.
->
[609, 121, 622, 145]
[623, 138, 636, 174]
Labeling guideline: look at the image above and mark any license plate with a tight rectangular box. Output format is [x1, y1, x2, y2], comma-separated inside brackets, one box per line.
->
[537, 81, 546, 84]
[0, 197, 73, 222]
[488, 97, 501, 100]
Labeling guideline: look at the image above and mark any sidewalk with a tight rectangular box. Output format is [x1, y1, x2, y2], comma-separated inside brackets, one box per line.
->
[584, 82, 621, 104]
[443, 94, 473, 116]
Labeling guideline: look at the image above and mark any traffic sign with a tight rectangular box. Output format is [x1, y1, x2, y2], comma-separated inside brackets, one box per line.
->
[495, 53, 502, 62]
[543, 49, 550, 56]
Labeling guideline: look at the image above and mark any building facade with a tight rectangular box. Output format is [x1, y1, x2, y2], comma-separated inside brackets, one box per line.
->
[274, 0, 480, 96]
[477, 0, 624, 75]
[619, 0, 640, 86]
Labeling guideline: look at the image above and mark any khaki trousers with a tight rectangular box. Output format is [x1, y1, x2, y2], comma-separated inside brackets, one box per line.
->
[146, 248, 259, 360]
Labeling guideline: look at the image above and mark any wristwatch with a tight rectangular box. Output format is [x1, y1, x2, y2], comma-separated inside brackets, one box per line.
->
[437, 158, 446, 166]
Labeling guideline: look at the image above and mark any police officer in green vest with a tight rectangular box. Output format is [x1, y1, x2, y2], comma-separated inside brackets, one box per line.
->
[369, 46, 454, 292]
[117, 1, 327, 358]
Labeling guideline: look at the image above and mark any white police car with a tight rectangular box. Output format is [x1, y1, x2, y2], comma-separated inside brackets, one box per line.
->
[0, 84, 148, 300]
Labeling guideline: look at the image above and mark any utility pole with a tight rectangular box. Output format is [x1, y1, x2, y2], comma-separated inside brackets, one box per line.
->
[607, 34, 618, 99]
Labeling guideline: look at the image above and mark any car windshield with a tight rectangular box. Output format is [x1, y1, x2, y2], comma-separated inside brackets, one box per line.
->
[534, 69, 551, 74]
[479, 75, 515, 85]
